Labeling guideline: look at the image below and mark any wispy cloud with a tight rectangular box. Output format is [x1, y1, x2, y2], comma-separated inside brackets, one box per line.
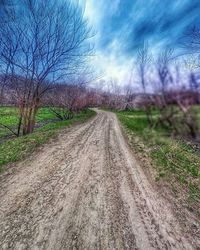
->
[83, 0, 200, 83]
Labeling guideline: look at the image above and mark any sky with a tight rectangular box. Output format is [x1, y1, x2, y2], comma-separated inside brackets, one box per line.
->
[82, 0, 200, 85]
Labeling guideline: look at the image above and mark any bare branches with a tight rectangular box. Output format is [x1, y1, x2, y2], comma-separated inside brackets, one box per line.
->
[0, 0, 92, 135]
[156, 48, 174, 95]
[136, 42, 154, 125]
[183, 26, 200, 53]
[137, 42, 151, 93]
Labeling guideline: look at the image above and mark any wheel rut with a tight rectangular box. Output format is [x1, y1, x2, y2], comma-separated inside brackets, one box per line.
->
[0, 110, 195, 250]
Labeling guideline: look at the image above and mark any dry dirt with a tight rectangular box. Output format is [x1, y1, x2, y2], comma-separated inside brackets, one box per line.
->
[0, 110, 197, 250]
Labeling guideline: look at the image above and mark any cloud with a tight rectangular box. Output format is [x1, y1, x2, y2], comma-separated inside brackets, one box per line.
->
[83, 0, 200, 84]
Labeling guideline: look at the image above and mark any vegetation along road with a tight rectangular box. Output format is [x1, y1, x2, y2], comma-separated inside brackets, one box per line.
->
[0, 109, 197, 250]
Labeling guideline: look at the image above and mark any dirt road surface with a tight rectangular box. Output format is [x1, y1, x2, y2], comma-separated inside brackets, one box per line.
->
[0, 110, 196, 250]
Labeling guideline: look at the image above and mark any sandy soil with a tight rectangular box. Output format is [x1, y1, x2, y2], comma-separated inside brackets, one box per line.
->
[0, 110, 196, 250]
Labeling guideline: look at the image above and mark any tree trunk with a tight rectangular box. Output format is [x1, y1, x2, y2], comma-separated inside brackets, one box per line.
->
[21, 99, 39, 135]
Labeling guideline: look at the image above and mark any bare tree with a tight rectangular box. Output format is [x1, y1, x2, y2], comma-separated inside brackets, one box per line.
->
[153, 49, 199, 138]
[183, 26, 200, 53]
[174, 90, 199, 138]
[156, 49, 174, 93]
[123, 83, 135, 110]
[137, 42, 151, 93]
[136, 42, 153, 125]
[154, 48, 178, 130]
[0, 0, 16, 104]
[49, 84, 84, 120]
[0, 0, 92, 135]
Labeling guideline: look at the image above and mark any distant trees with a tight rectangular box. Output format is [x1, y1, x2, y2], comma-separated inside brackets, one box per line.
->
[123, 84, 135, 110]
[98, 40, 199, 138]
[174, 91, 199, 138]
[0, 0, 92, 135]
[48, 83, 88, 120]
[137, 42, 151, 93]
[153, 49, 176, 130]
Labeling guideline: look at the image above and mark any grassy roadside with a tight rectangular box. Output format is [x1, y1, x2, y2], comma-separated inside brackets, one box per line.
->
[116, 110, 200, 217]
[0, 107, 60, 138]
[0, 109, 96, 172]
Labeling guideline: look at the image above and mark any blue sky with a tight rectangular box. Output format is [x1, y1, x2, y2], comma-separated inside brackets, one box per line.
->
[83, 0, 200, 83]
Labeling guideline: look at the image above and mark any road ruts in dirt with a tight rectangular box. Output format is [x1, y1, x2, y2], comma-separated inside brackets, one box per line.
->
[0, 110, 196, 250]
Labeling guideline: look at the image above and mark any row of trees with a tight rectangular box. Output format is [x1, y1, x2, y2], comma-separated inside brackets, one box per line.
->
[1, 79, 97, 133]
[99, 84, 199, 139]
[0, 0, 92, 135]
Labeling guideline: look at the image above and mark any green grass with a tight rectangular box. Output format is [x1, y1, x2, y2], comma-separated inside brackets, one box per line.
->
[0, 108, 95, 171]
[116, 109, 200, 215]
[0, 107, 58, 138]
[36, 107, 57, 122]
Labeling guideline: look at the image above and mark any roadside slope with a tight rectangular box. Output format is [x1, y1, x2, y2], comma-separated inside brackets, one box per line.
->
[0, 110, 195, 249]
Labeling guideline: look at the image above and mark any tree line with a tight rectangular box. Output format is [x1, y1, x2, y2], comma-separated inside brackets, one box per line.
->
[95, 34, 200, 138]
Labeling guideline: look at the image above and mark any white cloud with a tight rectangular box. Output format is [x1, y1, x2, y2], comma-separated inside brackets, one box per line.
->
[91, 50, 133, 85]
[82, 0, 134, 85]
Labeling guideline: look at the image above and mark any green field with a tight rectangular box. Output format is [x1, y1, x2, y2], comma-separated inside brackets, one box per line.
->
[0, 107, 96, 171]
[116, 108, 200, 217]
[0, 107, 59, 138]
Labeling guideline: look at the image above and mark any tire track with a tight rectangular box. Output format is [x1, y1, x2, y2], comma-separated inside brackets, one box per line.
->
[0, 109, 195, 250]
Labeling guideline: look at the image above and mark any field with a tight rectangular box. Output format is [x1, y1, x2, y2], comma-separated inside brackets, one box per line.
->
[0, 107, 95, 171]
[116, 108, 200, 217]
[0, 107, 59, 138]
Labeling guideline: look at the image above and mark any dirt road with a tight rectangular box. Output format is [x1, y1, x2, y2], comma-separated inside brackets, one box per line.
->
[0, 110, 195, 250]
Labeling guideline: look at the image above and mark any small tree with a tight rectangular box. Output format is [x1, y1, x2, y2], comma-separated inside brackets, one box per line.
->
[49, 84, 85, 120]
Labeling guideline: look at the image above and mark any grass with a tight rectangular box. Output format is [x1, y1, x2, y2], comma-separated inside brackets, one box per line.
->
[0, 108, 95, 171]
[116, 108, 200, 216]
[0, 107, 58, 138]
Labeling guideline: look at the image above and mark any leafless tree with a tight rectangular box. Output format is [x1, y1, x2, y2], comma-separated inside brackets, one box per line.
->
[123, 84, 135, 110]
[0, 0, 16, 104]
[136, 42, 153, 125]
[154, 48, 178, 130]
[49, 83, 86, 120]
[174, 27, 200, 137]
[153, 49, 199, 138]
[183, 26, 200, 53]
[0, 0, 92, 135]
[174, 90, 199, 138]
[137, 42, 151, 93]
[156, 49, 174, 93]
